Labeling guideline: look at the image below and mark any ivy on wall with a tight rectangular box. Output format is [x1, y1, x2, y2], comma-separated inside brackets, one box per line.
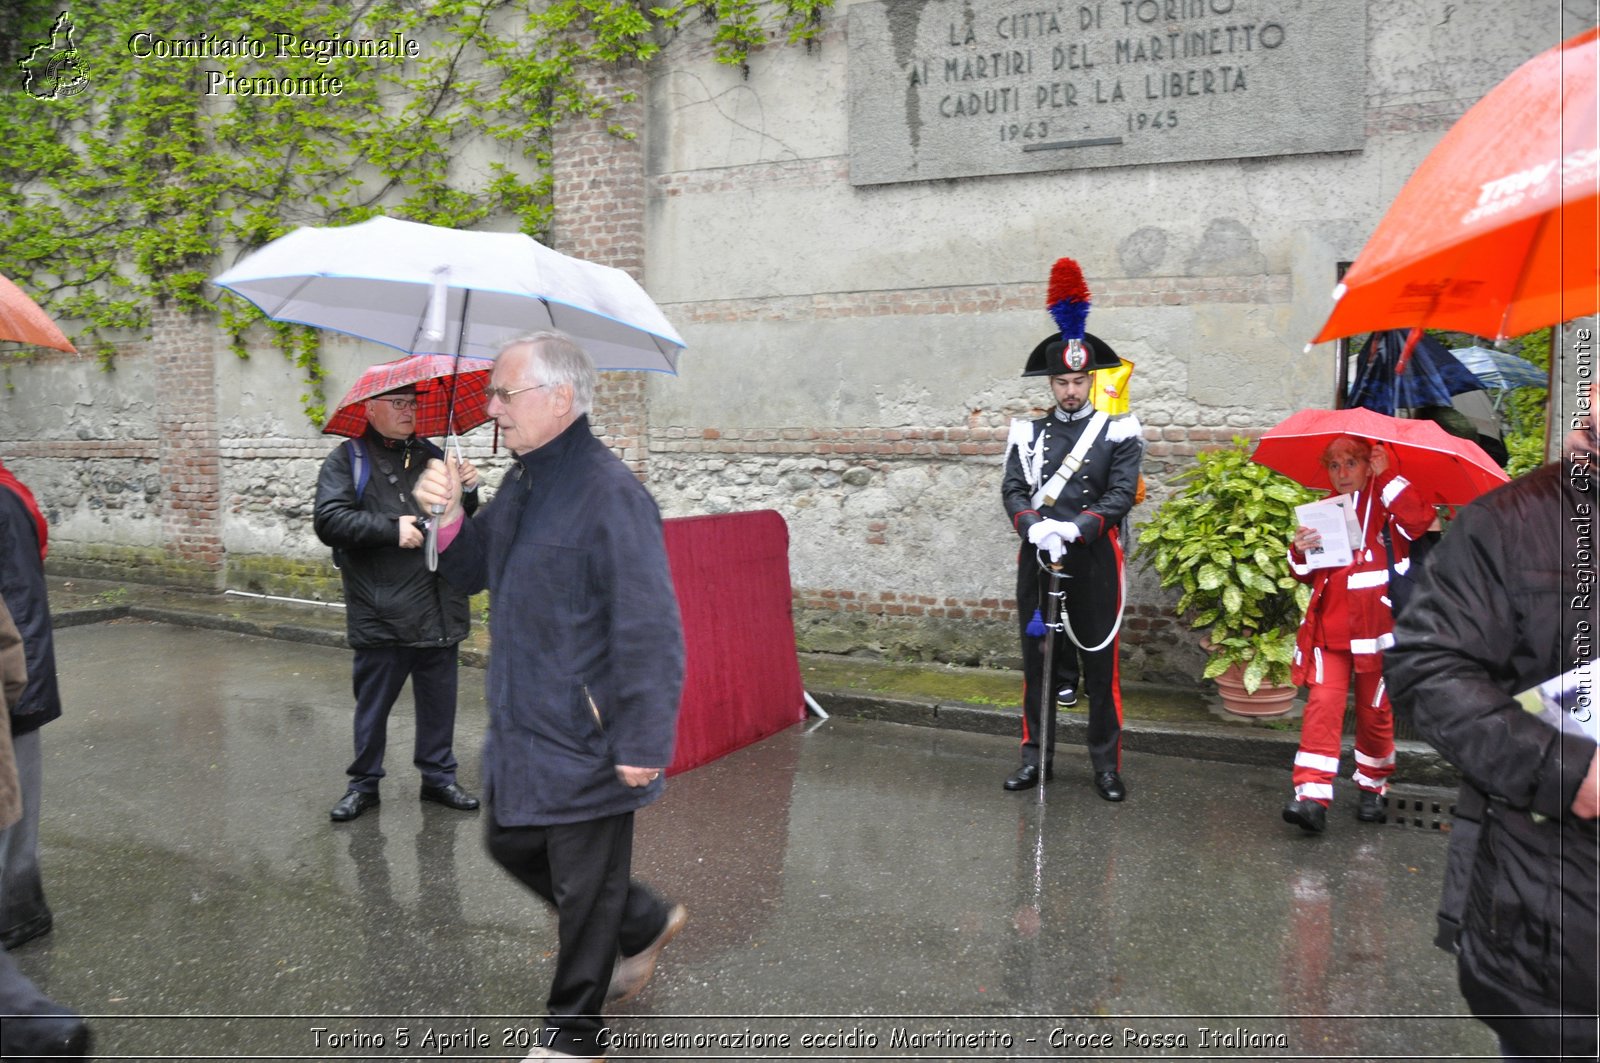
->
[0, 0, 829, 421]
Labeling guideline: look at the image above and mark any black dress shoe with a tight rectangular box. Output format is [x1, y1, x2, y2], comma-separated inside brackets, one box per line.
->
[1093, 771, 1126, 802]
[0, 1012, 91, 1059]
[1357, 790, 1386, 823]
[330, 789, 380, 822]
[1282, 798, 1327, 833]
[420, 782, 480, 811]
[1003, 764, 1051, 791]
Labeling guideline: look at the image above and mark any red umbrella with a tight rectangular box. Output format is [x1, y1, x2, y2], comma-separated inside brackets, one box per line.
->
[1251, 407, 1509, 506]
[322, 353, 495, 439]
[1312, 27, 1598, 344]
[0, 273, 76, 353]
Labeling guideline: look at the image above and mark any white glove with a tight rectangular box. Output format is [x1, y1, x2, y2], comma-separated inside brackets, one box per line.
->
[1027, 519, 1070, 545]
[1027, 519, 1069, 562]
[1059, 522, 1082, 544]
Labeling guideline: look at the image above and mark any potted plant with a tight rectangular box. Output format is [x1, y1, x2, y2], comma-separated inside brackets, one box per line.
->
[1133, 437, 1321, 716]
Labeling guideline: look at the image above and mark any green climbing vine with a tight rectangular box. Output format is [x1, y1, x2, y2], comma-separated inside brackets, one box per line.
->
[0, 0, 830, 423]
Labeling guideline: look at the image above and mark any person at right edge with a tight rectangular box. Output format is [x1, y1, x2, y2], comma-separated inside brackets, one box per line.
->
[1386, 387, 1599, 1063]
[1001, 258, 1142, 801]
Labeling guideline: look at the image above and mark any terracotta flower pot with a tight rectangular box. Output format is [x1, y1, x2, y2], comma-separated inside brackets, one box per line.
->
[1212, 661, 1298, 718]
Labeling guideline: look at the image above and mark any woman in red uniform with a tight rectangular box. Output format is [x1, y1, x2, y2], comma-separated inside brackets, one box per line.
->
[1282, 436, 1437, 833]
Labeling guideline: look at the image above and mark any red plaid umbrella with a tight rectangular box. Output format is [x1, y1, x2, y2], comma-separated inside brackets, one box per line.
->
[1250, 407, 1509, 506]
[322, 354, 495, 439]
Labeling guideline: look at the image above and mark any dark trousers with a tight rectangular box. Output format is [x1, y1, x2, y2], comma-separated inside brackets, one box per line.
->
[347, 644, 459, 791]
[0, 946, 81, 1054]
[1015, 530, 1124, 773]
[486, 809, 671, 1057]
[0, 730, 49, 940]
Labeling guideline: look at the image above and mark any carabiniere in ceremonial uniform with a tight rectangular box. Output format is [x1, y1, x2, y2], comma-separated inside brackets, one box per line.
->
[1001, 325, 1143, 801]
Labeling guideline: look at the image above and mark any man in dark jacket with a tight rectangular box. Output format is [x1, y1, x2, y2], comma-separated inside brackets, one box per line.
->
[0, 459, 61, 950]
[1001, 332, 1143, 800]
[416, 331, 686, 1063]
[1386, 400, 1599, 1061]
[313, 385, 482, 822]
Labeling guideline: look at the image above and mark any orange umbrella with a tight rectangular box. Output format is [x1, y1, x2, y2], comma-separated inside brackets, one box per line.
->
[1312, 27, 1598, 345]
[0, 273, 76, 353]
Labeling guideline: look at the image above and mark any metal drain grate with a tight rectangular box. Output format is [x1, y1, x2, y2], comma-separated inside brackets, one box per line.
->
[1382, 786, 1457, 831]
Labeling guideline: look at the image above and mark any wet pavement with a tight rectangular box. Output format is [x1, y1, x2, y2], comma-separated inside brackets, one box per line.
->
[11, 619, 1494, 1062]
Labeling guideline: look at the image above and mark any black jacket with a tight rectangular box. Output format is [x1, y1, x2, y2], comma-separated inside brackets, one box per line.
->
[0, 488, 59, 737]
[1386, 458, 1598, 1057]
[1002, 408, 1143, 544]
[437, 415, 685, 827]
[313, 432, 476, 650]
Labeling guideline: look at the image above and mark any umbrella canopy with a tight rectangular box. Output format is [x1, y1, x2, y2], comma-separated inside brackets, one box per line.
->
[1447, 345, 1550, 391]
[323, 354, 496, 439]
[1251, 407, 1510, 506]
[0, 273, 76, 353]
[1312, 27, 1598, 343]
[212, 216, 685, 372]
[1347, 330, 1488, 415]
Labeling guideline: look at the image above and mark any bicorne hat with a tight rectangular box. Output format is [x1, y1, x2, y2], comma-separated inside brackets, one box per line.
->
[1021, 331, 1122, 376]
[1021, 257, 1123, 376]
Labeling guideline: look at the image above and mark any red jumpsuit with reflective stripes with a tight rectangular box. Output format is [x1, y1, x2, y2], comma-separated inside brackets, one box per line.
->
[1287, 469, 1436, 805]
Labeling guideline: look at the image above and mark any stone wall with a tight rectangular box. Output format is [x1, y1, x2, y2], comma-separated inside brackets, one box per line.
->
[1, 0, 1588, 685]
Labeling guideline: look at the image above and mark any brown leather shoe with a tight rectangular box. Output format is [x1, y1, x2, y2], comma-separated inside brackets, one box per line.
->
[605, 904, 687, 1005]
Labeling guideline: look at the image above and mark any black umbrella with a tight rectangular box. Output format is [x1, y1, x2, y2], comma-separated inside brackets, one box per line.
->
[1347, 330, 1487, 416]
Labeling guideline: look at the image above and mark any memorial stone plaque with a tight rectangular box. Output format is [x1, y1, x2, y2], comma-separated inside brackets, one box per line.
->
[848, 0, 1365, 185]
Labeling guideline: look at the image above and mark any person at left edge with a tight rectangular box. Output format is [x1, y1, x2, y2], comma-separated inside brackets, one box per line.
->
[1001, 332, 1143, 800]
[0, 458, 60, 949]
[313, 384, 482, 823]
[0, 591, 90, 1061]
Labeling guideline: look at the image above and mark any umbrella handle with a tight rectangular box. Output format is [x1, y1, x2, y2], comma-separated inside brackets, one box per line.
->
[425, 502, 443, 572]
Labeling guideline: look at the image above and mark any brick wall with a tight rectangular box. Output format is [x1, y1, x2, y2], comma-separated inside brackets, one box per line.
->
[551, 60, 653, 478]
[151, 302, 224, 587]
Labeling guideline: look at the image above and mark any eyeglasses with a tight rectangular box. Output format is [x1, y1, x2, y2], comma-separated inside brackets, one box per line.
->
[377, 397, 418, 410]
[485, 383, 549, 403]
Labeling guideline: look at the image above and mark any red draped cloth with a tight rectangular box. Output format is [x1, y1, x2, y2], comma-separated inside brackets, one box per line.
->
[662, 510, 806, 775]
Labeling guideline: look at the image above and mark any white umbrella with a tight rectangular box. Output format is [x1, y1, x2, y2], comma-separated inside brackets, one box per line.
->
[212, 216, 685, 372]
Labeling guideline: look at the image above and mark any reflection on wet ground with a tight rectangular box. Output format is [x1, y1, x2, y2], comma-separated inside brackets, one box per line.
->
[15, 621, 1492, 1061]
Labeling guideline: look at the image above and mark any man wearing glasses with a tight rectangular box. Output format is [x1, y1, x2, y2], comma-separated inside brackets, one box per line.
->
[313, 383, 483, 823]
[415, 332, 687, 1063]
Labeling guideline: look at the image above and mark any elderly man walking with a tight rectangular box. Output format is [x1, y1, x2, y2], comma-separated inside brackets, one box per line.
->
[416, 331, 687, 1063]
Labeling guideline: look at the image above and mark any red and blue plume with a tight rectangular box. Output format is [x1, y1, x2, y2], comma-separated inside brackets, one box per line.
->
[1046, 257, 1092, 340]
